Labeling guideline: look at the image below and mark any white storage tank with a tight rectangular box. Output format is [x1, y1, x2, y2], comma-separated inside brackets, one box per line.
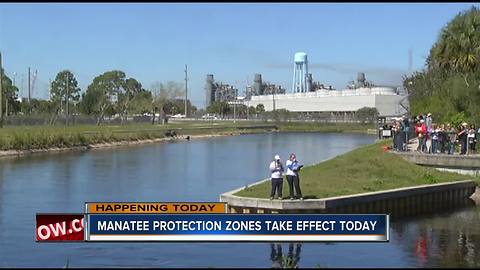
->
[372, 87, 395, 95]
[357, 87, 372, 95]
[294, 52, 307, 63]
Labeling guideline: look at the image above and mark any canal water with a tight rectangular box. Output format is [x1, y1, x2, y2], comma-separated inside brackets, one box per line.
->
[0, 132, 478, 267]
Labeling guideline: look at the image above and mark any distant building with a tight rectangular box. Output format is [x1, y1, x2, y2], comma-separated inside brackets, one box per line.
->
[242, 71, 408, 117]
[205, 74, 238, 107]
[244, 73, 285, 99]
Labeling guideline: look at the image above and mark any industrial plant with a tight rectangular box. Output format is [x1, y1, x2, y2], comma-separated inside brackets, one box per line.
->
[245, 74, 286, 98]
[205, 52, 409, 118]
[205, 74, 239, 107]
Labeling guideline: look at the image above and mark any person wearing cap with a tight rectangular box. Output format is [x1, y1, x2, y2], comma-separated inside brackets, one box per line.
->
[286, 153, 304, 200]
[269, 155, 285, 200]
[458, 123, 468, 155]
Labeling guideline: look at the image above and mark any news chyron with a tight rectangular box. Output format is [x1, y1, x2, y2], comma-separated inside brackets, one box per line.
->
[36, 202, 389, 242]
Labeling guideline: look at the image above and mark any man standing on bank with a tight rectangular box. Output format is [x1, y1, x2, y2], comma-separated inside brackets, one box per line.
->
[270, 155, 284, 200]
[286, 153, 304, 200]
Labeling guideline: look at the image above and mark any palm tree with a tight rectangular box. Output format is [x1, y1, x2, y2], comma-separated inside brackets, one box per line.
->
[428, 6, 480, 87]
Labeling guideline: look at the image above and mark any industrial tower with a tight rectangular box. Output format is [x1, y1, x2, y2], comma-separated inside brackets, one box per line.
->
[292, 52, 309, 93]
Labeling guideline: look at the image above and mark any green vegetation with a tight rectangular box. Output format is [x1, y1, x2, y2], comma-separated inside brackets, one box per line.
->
[49, 70, 81, 125]
[404, 6, 480, 124]
[236, 140, 478, 199]
[276, 122, 373, 133]
[0, 121, 373, 151]
[0, 68, 198, 125]
[0, 122, 258, 151]
[355, 107, 379, 123]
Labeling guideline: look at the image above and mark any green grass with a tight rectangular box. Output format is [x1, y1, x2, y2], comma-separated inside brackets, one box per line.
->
[236, 140, 480, 199]
[0, 121, 373, 151]
[276, 122, 374, 133]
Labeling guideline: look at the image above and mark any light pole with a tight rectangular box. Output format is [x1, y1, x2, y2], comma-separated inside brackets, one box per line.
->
[233, 87, 237, 124]
[65, 72, 69, 127]
[184, 64, 188, 118]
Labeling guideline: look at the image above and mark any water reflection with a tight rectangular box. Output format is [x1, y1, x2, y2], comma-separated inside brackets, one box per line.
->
[0, 130, 478, 267]
[270, 243, 283, 268]
[392, 200, 480, 267]
[270, 243, 302, 268]
[0, 133, 376, 267]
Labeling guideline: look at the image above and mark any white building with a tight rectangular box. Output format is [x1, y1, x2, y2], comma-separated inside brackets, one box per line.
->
[243, 86, 408, 117]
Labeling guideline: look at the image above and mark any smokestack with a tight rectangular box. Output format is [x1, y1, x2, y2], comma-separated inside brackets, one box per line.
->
[254, 73, 262, 95]
[205, 74, 215, 107]
[307, 73, 313, 92]
[357, 72, 366, 87]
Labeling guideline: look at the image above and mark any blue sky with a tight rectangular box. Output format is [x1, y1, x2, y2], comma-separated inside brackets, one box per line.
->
[0, 3, 478, 108]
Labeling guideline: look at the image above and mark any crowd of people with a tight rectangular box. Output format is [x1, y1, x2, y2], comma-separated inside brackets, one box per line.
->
[388, 112, 479, 155]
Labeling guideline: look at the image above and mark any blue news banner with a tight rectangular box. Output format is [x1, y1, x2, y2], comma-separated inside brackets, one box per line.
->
[86, 214, 389, 242]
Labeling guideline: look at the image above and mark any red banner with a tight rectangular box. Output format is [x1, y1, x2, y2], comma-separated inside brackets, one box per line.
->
[36, 214, 85, 241]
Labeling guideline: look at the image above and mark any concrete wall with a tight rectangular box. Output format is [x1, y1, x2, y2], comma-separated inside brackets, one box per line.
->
[220, 180, 477, 219]
[395, 152, 480, 169]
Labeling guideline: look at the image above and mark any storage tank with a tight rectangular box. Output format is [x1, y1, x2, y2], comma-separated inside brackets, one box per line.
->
[357, 87, 372, 95]
[294, 52, 307, 64]
[372, 87, 396, 95]
[205, 74, 215, 107]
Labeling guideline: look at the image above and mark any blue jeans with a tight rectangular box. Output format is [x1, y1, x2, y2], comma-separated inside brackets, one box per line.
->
[432, 139, 438, 154]
[448, 142, 455, 154]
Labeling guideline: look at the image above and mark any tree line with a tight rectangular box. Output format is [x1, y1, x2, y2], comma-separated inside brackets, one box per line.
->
[206, 100, 378, 123]
[0, 69, 197, 125]
[403, 6, 480, 125]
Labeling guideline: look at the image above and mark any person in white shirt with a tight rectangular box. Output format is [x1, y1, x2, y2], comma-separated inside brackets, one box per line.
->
[269, 155, 284, 200]
[286, 153, 304, 200]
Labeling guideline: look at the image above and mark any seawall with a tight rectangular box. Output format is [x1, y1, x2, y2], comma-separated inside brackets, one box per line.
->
[220, 179, 477, 219]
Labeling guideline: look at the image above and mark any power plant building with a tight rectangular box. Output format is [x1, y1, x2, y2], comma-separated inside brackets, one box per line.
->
[205, 52, 409, 117]
[243, 85, 408, 117]
[205, 74, 238, 107]
[246, 74, 286, 98]
[241, 52, 409, 117]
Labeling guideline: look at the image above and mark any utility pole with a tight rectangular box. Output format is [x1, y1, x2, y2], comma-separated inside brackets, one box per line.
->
[272, 87, 276, 111]
[28, 67, 31, 104]
[0, 52, 3, 128]
[246, 87, 249, 120]
[9, 72, 16, 118]
[233, 87, 237, 124]
[66, 72, 69, 126]
[184, 64, 188, 118]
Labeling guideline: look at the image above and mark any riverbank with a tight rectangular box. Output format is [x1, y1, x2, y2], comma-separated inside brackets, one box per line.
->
[0, 133, 232, 158]
[0, 121, 373, 157]
[235, 140, 480, 199]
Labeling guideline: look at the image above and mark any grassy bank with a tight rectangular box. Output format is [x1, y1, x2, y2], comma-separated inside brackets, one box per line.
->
[276, 122, 373, 133]
[0, 121, 373, 151]
[236, 140, 479, 199]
